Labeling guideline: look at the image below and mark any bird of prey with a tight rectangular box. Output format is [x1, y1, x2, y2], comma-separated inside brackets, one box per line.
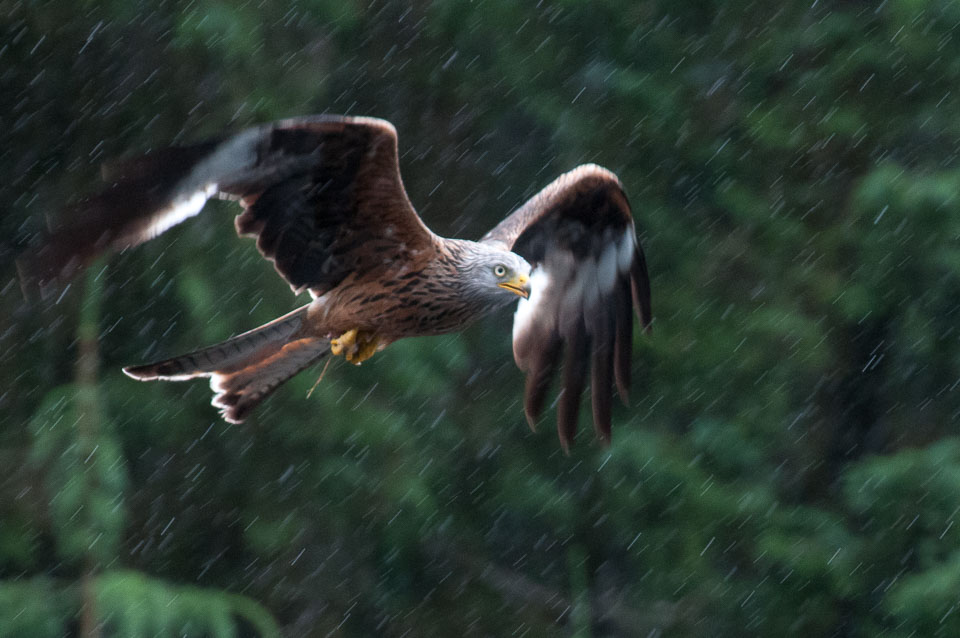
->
[19, 115, 651, 450]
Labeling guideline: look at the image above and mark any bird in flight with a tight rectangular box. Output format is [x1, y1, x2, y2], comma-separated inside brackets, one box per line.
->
[19, 115, 651, 450]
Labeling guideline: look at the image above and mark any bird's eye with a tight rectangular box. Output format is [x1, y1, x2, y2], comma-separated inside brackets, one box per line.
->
[493, 265, 507, 278]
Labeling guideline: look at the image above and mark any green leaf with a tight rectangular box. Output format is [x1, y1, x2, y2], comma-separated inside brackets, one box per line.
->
[0, 578, 76, 638]
[28, 386, 128, 564]
[95, 570, 281, 638]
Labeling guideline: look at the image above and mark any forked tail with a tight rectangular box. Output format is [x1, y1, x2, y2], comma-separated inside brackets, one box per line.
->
[123, 305, 328, 422]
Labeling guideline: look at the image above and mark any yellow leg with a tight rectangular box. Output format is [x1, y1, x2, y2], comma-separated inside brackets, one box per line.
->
[353, 332, 380, 364]
[330, 328, 380, 365]
[330, 328, 357, 357]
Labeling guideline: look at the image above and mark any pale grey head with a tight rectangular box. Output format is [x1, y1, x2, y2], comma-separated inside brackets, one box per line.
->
[452, 240, 532, 313]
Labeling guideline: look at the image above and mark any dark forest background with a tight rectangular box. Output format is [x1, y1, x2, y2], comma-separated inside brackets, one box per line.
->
[2, 1, 960, 636]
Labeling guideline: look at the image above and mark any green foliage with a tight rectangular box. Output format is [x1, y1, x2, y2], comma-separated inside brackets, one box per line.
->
[0, 572, 279, 638]
[28, 386, 128, 565]
[3, 242, 280, 637]
[845, 439, 960, 567]
[95, 570, 280, 638]
[0, 578, 76, 638]
[850, 446, 960, 635]
[885, 551, 960, 638]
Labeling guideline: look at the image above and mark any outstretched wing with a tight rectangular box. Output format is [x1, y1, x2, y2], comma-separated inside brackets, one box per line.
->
[18, 115, 436, 297]
[481, 165, 652, 450]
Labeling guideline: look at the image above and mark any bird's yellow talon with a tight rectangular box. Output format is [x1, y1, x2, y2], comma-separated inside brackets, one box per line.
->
[330, 328, 357, 357]
[354, 336, 379, 364]
[330, 328, 379, 365]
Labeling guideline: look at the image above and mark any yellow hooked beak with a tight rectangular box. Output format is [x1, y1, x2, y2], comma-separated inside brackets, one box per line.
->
[498, 273, 530, 299]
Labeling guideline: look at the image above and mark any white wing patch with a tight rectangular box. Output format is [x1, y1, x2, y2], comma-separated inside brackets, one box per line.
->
[513, 229, 635, 344]
[134, 128, 262, 245]
[513, 267, 552, 346]
[138, 183, 218, 243]
[574, 256, 598, 320]
[597, 240, 619, 292]
[617, 226, 635, 273]
[187, 127, 261, 188]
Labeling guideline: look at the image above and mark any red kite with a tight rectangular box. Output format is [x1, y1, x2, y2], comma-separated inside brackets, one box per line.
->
[19, 116, 651, 450]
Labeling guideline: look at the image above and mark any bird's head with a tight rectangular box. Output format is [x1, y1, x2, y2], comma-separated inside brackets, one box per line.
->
[457, 242, 532, 309]
[491, 252, 532, 300]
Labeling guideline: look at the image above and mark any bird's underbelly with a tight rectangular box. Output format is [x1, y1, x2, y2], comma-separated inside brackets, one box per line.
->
[305, 287, 474, 341]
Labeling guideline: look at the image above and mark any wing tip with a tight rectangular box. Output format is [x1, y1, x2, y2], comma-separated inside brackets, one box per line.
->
[524, 410, 538, 433]
[15, 232, 106, 301]
[557, 429, 572, 456]
[14, 253, 51, 302]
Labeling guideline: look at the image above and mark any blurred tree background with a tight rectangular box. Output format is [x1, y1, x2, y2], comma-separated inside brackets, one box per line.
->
[2, 0, 960, 636]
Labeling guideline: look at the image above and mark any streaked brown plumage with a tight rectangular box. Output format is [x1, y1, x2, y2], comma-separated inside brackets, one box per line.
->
[18, 115, 651, 450]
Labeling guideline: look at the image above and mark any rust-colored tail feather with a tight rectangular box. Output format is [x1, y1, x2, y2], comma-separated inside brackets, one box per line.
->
[124, 305, 327, 422]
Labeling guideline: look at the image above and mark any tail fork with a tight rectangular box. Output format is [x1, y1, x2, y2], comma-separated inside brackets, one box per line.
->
[124, 305, 328, 422]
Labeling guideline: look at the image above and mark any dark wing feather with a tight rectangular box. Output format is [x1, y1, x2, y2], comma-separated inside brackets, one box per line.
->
[231, 117, 436, 296]
[482, 165, 652, 450]
[18, 115, 436, 297]
[17, 140, 223, 290]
